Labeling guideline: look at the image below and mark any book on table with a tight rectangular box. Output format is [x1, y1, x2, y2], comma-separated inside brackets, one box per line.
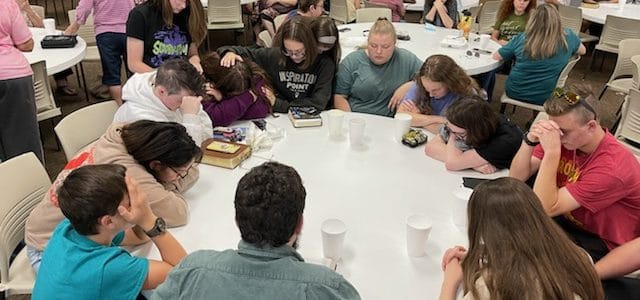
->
[288, 106, 322, 128]
[200, 138, 252, 169]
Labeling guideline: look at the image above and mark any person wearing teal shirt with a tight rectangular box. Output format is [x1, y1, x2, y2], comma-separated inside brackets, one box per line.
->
[493, 4, 586, 105]
[33, 164, 187, 300]
[334, 18, 422, 117]
[152, 162, 360, 300]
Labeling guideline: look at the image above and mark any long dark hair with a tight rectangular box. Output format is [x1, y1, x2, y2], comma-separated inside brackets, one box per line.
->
[445, 96, 498, 148]
[152, 0, 207, 46]
[463, 178, 604, 300]
[273, 16, 319, 70]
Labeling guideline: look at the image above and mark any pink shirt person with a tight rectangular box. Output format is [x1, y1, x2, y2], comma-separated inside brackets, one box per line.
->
[74, 0, 134, 35]
[0, 0, 32, 80]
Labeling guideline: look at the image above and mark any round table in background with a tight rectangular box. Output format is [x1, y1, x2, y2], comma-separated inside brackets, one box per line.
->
[581, 2, 640, 24]
[338, 22, 501, 76]
[23, 28, 87, 75]
[135, 112, 507, 300]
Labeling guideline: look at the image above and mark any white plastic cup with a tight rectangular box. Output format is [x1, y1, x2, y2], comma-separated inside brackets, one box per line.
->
[394, 113, 412, 142]
[321, 219, 347, 260]
[349, 118, 366, 147]
[328, 109, 345, 139]
[479, 34, 491, 50]
[406, 214, 432, 257]
[43, 18, 56, 35]
[451, 187, 473, 229]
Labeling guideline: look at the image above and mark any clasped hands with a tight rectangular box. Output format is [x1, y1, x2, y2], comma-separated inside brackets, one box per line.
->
[527, 119, 563, 151]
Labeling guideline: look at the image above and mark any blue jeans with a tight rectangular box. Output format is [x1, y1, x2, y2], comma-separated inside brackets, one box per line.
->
[96, 32, 127, 86]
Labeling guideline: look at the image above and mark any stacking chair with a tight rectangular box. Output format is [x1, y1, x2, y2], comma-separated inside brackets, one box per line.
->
[500, 55, 581, 125]
[257, 30, 273, 47]
[330, 0, 350, 24]
[55, 100, 118, 161]
[590, 15, 640, 71]
[68, 9, 100, 102]
[632, 55, 640, 90]
[274, 14, 287, 32]
[207, 0, 245, 48]
[355, 8, 392, 23]
[363, 1, 389, 8]
[598, 39, 640, 99]
[615, 89, 640, 155]
[557, 4, 599, 44]
[30, 5, 45, 20]
[0, 152, 51, 299]
[476, 0, 500, 34]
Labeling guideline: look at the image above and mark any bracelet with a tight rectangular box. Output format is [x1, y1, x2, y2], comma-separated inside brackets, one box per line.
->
[522, 131, 540, 147]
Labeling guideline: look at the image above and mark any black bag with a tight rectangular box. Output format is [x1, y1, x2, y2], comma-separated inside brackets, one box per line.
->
[40, 35, 77, 49]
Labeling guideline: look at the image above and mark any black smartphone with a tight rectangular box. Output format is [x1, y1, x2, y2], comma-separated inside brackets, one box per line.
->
[462, 177, 489, 189]
[252, 119, 267, 131]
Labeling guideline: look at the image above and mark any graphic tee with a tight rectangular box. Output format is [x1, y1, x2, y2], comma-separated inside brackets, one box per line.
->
[126, 1, 192, 68]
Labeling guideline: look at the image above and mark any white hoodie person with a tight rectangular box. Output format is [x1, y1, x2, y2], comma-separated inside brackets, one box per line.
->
[114, 59, 213, 145]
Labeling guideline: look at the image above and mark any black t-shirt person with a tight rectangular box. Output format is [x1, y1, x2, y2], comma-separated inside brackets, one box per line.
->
[126, 1, 192, 68]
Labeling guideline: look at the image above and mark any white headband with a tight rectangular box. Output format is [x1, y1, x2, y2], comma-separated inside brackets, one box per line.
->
[318, 36, 337, 44]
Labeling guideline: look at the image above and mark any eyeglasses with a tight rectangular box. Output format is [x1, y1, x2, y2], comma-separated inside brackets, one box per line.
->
[169, 162, 198, 179]
[445, 123, 467, 141]
[466, 50, 480, 58]
[553, 87, 597, 119]
[281, 48, 306, 58]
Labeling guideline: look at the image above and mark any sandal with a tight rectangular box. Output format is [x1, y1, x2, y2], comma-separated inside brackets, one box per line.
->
[56, 86, 78, 96]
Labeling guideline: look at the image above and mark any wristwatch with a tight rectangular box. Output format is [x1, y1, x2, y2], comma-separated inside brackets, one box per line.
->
[144, 217, 166, 238]
[522, 131, 540, 147]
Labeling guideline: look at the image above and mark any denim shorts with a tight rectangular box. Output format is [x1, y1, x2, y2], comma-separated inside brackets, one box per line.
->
[96, 32, 127, 86]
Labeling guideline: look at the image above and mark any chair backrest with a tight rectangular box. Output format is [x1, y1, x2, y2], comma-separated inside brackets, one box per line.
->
[556, 55, 581, 88]
[477, 0, 500, 34]
[257, 30, 273, 48]
[330, 0, 350, 24]
[356, 7, 392, 23]
[599, 15, 640, 49]
[68, 9, 96, 46]
[0, 152, 50, 285]
[31, 60, 61, 122]
[608, 39, 640, 84]
[632, 55, 640, 90]
[274, 14, 287, 31]
[364, 1, 388, 8]
[55, 101, 119, 161]
[207, 0, 242, 24]
[615, 89, 640, 153]
[558, 4, 582, 35]
[30, 5, 45, 20]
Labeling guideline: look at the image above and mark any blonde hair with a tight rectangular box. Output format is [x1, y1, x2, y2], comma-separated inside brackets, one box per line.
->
[524, 4, 567, 59]
[368, 17, 397, 41]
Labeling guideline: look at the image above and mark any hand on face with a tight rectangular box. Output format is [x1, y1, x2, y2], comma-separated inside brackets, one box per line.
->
[534, 120, 563, 151]
[117, 176, 156, 228]
[180, 95, 204, 115]
[262, 86, 276, 105]
[528, 119, 561, 144]
[205, 83, 223, 101]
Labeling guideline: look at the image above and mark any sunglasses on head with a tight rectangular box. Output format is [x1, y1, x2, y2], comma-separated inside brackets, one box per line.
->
[553, 87, 597, 119]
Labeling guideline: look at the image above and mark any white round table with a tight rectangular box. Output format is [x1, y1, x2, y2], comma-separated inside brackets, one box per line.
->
[23, 28, 87, 75]
[201, 0, 259, 7]
[134, 112, 507, 300]
[338, 22, 501, 75]
[406, 0, 479, 12]
[581, 3, 640, 24]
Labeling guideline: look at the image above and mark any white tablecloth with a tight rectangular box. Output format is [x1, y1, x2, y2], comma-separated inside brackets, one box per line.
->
[582, 2, 640, 24]
[23, 28, 87, 75]
[339, 22, 501, 75]
[134, 112, 508, 300]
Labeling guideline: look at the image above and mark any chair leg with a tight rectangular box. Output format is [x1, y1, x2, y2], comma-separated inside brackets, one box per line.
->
[589, 48, 598, 72]
[79, 63, 90, 102]
[598, 86, 608, 100]
[51, 119, 61, 151]
[500, 103, 507, 114]
[598, 51, 606, 72]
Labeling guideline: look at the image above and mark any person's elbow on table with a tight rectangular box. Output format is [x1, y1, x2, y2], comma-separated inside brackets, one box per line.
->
[492, 51, 503, 61]
[16, 38, 34, 52]
[334, 94, 352, 112]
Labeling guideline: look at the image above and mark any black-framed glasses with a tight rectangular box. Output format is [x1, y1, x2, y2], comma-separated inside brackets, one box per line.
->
[281, 48, 306, 58]
[169, 163, 198, 179]
[553, 87, 597, 119]
[466, 50, 480, 58]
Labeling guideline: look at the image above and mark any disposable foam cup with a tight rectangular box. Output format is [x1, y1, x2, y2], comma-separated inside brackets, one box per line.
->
[479, 34, 491, 51]
[451, 187, 473, 229]
[349, 118, 366, 147]
[43, 19, 56, 35]
[406, 214, 432, 257]
[394, 113, 412, 142]
[321, 219, 347, 260]
[328, 109, 345, 139]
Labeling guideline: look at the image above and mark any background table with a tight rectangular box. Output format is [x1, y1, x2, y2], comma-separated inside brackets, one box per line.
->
[581, 3, 640, 24]
[338, 22, 501, 75]
[406, 0, 479, 12]
[23, 28, 87, 75]
[201, 0, 259, 8]
[135, 112, 507, 299]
